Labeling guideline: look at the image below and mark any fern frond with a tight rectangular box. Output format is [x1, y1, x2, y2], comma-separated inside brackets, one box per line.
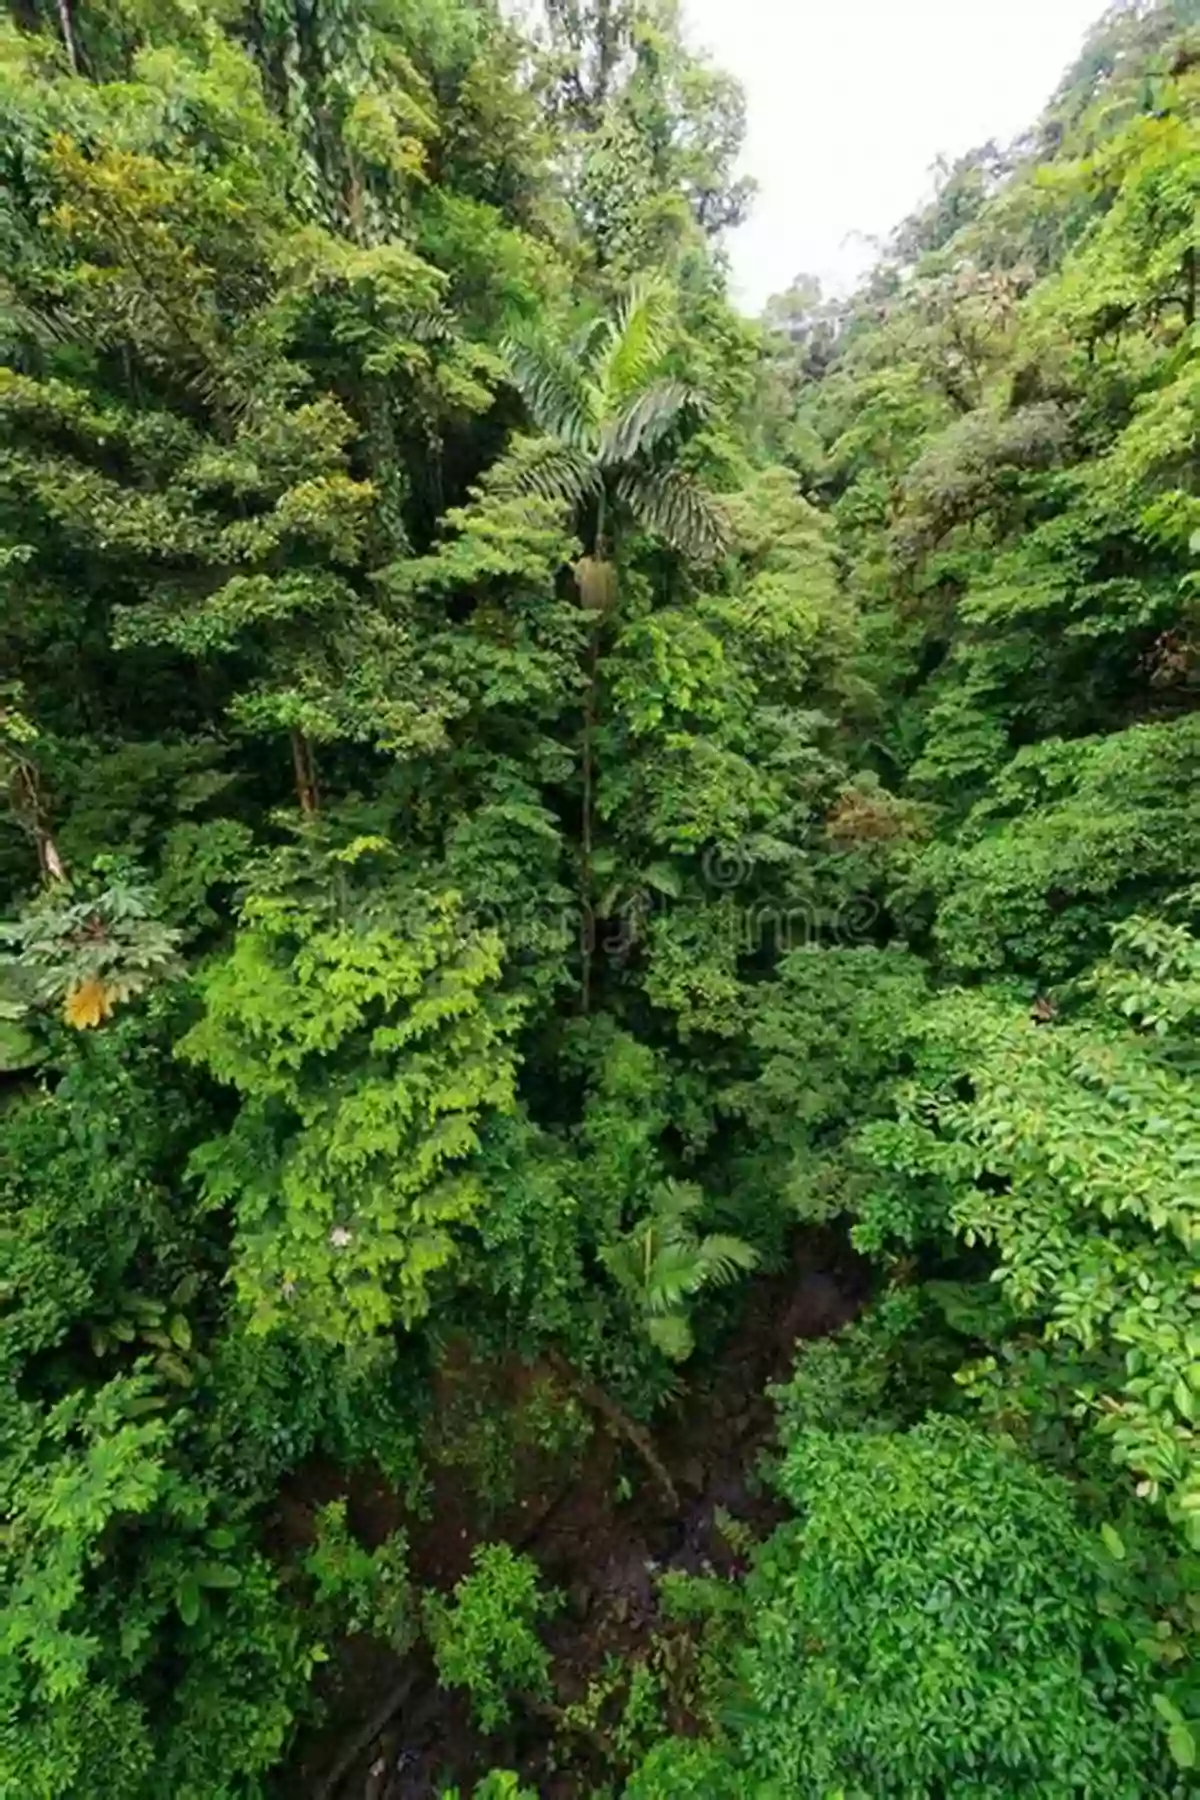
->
[644, 1241, 711, 1309]
[692, 1233, 760, 1288]
[653, 1179, 705, 1231]
[617, 465, 730, 562]
[647, 1313, 695, 1361]
[600, 1239, 641, 1296]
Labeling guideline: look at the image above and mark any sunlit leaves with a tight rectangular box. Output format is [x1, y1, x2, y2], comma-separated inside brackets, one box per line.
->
[739, 1418, 1164, 1795]
[858, 916, 1200, 1535]
[181, 846, 523, 1343]
[426, 1543, 560, 1732]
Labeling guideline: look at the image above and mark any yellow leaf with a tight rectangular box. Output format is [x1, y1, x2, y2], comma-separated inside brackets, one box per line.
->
[63, 978, 116, 1030]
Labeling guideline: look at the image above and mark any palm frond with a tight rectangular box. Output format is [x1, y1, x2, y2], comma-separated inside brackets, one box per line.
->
[692, 1234, 760, 1289]
[0, 283, 76, 358]
[502, 323, 595, 449]
[654, 1179, 705, 1231]
[569, 313, 609, 367]
[597, 276, 675, 417]
[644, 1241, 712, 1310]
[602, 1179, 756, 1365]
[600, 1239, 641, 1295]
[492, 435, 601, 511]
[600, 380, 699, 468]
[617, 465, 731, 563]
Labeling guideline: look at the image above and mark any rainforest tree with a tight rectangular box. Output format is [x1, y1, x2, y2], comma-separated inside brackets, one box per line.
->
[0, 1, 1196, 1796]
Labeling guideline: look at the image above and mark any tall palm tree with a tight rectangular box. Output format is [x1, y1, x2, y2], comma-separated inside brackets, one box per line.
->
[498, 280, 730, 1007]
[500, 277, 729, 582]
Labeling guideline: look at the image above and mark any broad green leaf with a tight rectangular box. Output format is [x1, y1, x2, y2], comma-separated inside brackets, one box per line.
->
[177, 1576, 202, 1628]
[1168, 1721, 1196, 1771]
[1100, 1523, 1126, 1562]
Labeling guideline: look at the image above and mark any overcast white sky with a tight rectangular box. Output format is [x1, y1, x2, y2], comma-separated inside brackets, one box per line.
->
[682, 0, 1109, 311]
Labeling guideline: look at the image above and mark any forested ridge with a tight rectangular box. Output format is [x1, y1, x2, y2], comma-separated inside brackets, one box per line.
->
[0, 1, 1196, 1794]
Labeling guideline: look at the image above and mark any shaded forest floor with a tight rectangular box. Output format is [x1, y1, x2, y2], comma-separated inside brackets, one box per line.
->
[280, 1232, 869, 1799]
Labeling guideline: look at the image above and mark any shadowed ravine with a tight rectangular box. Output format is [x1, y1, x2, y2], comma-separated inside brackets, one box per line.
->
[290, 1240, 867, 1798]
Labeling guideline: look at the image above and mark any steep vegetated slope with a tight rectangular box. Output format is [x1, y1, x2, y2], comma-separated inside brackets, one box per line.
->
[0, 2, 1195, 1796]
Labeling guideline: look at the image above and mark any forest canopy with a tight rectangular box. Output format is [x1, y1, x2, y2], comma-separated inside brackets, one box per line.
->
[0, 1, 1196, 1796]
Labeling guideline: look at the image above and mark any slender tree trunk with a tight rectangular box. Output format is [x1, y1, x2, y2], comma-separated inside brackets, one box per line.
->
[55, 0, 79, 73]
[579, 490, 610, 1013]
[580, 621, 600, 1014]
[35, 828, 66, 884]
[1188, 246, 1199, 497]
[594, 0, 619, 109]
[290, 729, 319, 817]
[11, 761, 66, 884]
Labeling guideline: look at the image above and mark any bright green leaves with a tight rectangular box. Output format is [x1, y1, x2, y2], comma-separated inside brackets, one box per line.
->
[624, 1739, 751, 1799]
[740, 1418, 1164, 1797]
[5, 1, 1197, 1795]
[601, 1179, 758, 1361]
[628, 1374, 1180, 1799]
[443, 1775, 538, 1800]
[1, 1377, 177, 1703]
[1154, 1692, 1199, 1773]
[182, 845, 523, 1343]
[858, 914, 1200, 1536]
[0, 1361, 314, 1800]
[917, 715, 1200, 979]
[1032, 98, 1200, 349]
[1097, 904, 1200, 1034]
[593, 464, 854, 1042]
[0, 2, 841, 1795]
[426, 1542, 560, 1732]
[304, 1498, 414, 1651]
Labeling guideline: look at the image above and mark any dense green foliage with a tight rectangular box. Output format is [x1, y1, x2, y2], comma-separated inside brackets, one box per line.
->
[735, 1419, 1158, 1794]
[426, 1543, 560, 1731]
[0, 1, 1196, 1795]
